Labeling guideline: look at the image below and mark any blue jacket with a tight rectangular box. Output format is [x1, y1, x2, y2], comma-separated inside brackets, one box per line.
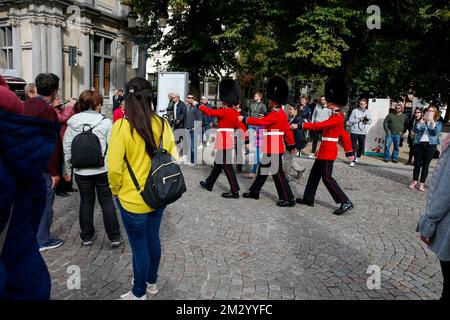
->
[0, 109, 60, 300]
[413, 121, 443, 145]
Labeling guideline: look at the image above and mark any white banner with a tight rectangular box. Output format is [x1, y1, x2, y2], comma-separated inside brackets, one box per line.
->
[365, 99, 390, 156]
[157, 72, 189, 117]
[131, 46, 139, 70]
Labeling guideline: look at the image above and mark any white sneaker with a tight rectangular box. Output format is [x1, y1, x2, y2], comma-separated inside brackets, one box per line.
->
[131, 279, 159, 295]
[355, 158, 360, 163]
[119, 291, 147, 300]
[147, 283, 159, 295]
[349, 161, 355, 167]
[308, 154, 315, 159]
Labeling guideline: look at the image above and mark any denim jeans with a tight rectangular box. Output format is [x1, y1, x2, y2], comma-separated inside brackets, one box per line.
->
[384, 133, 401, 161]
[249, 125, 262, 174]
[75, 173, 121, 242]
[36, 173, 55, 246]
[116, 199, 164, 298]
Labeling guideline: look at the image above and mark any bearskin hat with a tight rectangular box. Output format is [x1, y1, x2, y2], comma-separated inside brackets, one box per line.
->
[267, 76, 289, 105]
[219, 78, 240, 106]
[325, 76, 348, 107]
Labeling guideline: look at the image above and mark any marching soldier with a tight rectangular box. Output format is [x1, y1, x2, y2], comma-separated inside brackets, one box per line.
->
[199, 79, 247, 199]
[295, 77, 356, 215]
[239, 76, 298, 207]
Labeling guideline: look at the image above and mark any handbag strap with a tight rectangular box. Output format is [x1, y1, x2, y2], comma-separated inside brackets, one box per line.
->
[124, 116, 166, 194]
[0, 204, 14, 256]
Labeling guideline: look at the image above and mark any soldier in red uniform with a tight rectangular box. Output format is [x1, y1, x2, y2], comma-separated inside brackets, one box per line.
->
[296, 77, 356, 215]
[239, 76, 298, 207]
[199, 79, 247, 199]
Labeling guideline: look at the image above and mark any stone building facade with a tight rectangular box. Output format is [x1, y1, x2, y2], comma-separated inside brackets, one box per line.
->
[0, 0, 146, 103]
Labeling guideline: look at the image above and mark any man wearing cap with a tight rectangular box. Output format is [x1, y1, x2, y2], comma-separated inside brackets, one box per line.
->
[198, 79, 247, 199]
[239, 76, 298, 207]
[295, 77, 356, 215]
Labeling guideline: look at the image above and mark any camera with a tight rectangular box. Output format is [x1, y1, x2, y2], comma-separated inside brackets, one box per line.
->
[363, 117, 370, 123]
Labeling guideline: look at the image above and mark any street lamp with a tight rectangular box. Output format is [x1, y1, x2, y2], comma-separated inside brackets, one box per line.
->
[127, 11, 138, 29]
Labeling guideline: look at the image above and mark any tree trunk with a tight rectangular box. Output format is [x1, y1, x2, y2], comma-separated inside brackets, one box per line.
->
[189, 74, 201, 99]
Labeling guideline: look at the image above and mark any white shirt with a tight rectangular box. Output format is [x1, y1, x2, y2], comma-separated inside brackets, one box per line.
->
[419, 122, 434, 143]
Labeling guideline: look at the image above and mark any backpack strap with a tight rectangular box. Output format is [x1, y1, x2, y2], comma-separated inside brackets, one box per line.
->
[157, 117, 165, 151]
[124, 156, 142, 193]
[124, 116, 166, 194]
[0, 204, 14, 256]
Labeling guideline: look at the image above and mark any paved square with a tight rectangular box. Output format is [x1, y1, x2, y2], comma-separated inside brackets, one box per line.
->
[43, 156, 442, 300]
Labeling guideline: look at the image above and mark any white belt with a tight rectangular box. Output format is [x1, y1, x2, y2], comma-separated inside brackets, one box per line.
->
[322, 137, 339, 142]
[263, 132, 284, 136]
[217, 128, 234, 132]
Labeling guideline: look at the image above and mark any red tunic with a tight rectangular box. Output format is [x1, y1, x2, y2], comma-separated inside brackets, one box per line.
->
[303, 112, 353, 160]
[199, 105, 247, 150]
[246, 108, 295, 154]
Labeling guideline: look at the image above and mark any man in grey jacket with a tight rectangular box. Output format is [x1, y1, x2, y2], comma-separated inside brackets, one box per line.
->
[183, 94, 203, 165]
[310, 95, 332, 157]
[347, 98, 372, 167]
[417, 134, 450, 300]
[248, 91, 267, 118]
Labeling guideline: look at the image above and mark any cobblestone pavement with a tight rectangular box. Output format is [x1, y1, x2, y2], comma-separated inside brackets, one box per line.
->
[43, 154, 443, 300]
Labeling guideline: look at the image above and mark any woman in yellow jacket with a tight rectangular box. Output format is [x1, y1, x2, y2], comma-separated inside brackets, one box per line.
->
[107, 78, 178, 300]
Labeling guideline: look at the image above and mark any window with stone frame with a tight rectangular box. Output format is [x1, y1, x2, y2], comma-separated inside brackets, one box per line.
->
[0, 26, 13, 69]
[93, 36, 113, 97]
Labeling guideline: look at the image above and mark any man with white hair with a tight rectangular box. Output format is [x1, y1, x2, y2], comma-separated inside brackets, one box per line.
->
[172, 93, 186, 130]
[24, 83, 38, 100]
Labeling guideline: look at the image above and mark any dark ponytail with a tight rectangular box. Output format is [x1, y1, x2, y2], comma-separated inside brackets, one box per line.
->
[125, 77, 158, 156]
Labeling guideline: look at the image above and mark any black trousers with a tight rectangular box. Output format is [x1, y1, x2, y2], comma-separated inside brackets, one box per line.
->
[249, 154, 294, 201]
[311, 131, 322, 154]
[408, 143, 416, 162]
[441, 260, 450, 301]
[350, 133, 366, 158]
[75, 173, 121, 242]
[303, 159, 350, 204]
[413, 142, 436, 183]
[205, 149, 240, 193]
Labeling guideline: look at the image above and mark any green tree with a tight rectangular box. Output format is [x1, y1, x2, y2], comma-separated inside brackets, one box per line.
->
[129, 0, 450, 116]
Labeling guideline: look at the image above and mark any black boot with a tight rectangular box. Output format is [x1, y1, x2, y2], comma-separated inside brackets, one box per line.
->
[199, 181, 213, 191]
[222, 191, 239, 199]
[243, 192, 259, 200]
[295, 198, 314, 207]
[277, 200, 296, 207]
[333, 201, 354, 215]
[56, 191, 70, 197]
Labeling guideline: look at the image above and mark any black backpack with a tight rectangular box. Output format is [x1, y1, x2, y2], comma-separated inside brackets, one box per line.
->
[125, 118, 186, 209]
[71, 118, 106, 168]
